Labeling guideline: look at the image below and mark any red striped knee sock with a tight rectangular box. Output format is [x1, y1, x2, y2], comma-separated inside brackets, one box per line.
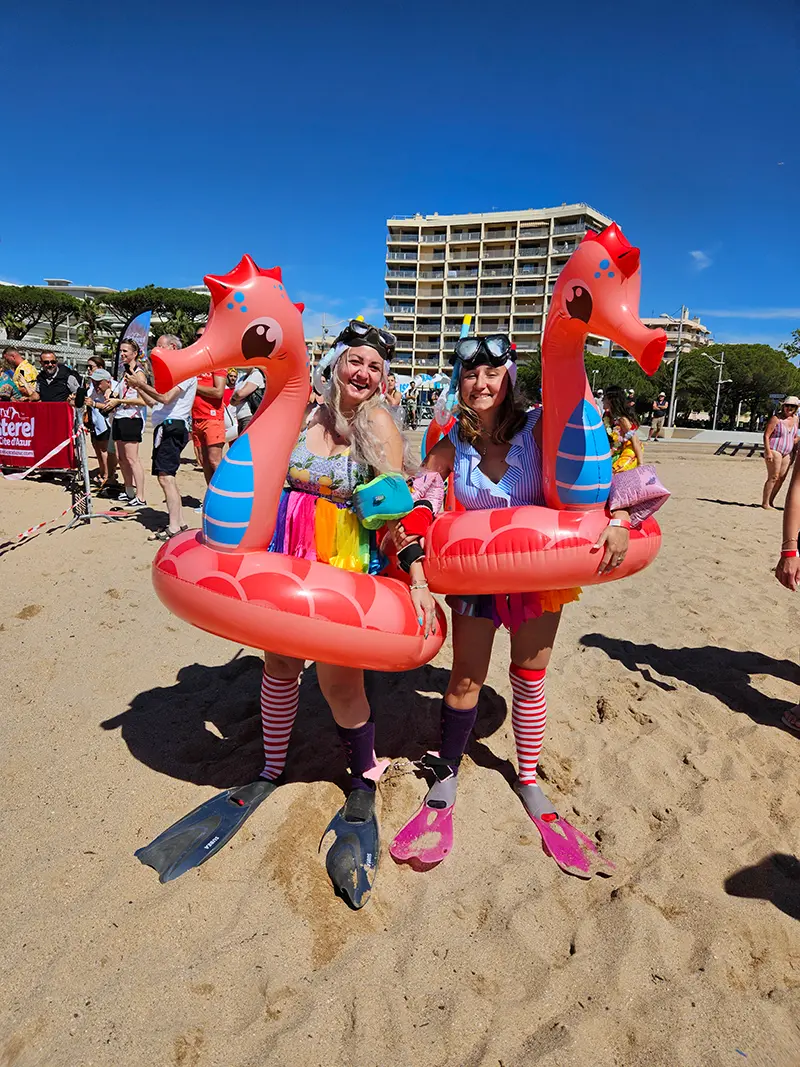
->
[509, 663, 547, 786]
[260, 670, 300, 781]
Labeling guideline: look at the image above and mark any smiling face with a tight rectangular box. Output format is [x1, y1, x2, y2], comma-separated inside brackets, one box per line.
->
[387, 374, 396, 392]
[459, 363, 509, 414]
[336, 345, 385, 410]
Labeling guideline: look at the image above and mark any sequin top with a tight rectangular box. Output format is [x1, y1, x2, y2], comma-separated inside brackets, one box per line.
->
[285, 426, 370, 507]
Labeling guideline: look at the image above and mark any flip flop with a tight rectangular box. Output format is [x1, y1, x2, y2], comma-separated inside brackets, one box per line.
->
[148, 525, 189, 542]
[781, 705, 800, 735]
[516, 782, 615, 880]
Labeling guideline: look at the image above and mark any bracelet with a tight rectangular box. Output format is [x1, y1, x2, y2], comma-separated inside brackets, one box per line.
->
[781, 539, 798, 547]
[780, 549, 799, 558]
[397, 541, 425, 572]
[410, 581, 429, 590]
[607, 517, 631, 530]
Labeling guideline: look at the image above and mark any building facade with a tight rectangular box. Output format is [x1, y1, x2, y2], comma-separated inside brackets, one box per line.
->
[384, 203, 612, 376]
[642, 310, 712, 357]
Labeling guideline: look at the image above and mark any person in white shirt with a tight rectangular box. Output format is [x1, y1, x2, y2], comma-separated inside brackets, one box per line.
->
[131, 334, 198, 540]
[230, 366, 266, 434]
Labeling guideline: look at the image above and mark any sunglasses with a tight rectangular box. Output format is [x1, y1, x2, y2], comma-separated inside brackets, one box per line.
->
[451, 334, 513, 368]
[41, 360, 57, 366]
[337, 320, 396, 360]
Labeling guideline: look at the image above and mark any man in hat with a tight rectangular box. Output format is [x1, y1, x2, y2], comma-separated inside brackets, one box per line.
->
[649, 391, 670, 442]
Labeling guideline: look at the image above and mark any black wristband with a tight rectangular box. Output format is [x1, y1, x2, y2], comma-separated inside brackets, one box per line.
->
[397, 542, 425, 573]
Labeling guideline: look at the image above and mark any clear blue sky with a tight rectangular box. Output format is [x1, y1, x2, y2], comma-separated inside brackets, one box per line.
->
[3, 0, 798, 347]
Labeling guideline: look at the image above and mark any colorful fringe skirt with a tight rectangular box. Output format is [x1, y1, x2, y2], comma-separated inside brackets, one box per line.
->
[268, 488, 385, 575]
[446, 588, 581, 634]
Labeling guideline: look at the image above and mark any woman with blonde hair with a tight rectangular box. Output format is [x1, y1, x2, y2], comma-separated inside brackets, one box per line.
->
[136, 320, 435, 908]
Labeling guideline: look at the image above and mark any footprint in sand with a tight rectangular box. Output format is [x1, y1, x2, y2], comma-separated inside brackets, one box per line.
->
[15, 604, 42, 620]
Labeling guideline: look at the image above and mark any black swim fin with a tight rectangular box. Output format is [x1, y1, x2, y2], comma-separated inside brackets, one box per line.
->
[319, 788, 380, 910]
[135, 779, 279, 883]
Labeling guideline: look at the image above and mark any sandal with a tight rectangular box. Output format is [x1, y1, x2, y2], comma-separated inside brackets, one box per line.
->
[781, 705, 800, 735]
[148, 525, 189, 543]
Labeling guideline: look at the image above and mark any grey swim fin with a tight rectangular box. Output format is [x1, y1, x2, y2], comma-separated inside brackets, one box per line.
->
[319, 788, 380, 909]
[135, 779, 278, 883]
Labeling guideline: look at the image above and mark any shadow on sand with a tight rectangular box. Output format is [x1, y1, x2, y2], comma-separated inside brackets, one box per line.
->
[725, 854, 800, 921]
[580, 634, 800, 731]
[101, 653, 510, 791]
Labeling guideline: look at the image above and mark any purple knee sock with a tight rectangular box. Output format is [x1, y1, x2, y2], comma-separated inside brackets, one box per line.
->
[335, 720, 377, 791]
[440, 700, 478, 768]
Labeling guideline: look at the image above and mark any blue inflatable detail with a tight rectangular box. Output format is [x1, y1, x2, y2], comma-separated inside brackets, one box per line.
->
[202, 435, 254, 546]
[555, 399, 612, 506]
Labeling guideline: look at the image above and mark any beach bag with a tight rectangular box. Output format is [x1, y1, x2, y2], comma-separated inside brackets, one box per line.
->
[352, 473, 414, 530]
[608, 464, 670, 527]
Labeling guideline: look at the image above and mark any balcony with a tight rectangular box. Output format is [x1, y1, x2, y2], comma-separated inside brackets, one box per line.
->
[481, 304, 511, 315]
[386, 303, 415, 314]
[482, 286, 512, 296]
[386, 286, 416, 296]
[519, 228, 550, 240]
[482, 267, 512, 278]
[515, 284, 544, 295]
[449, 250, 480, 261]
[418, 270, 444, 279]
[483, 248, 515, 259]
[416, 343, 441, 351]
[415, 356, 441, 367]
[450, 231, 481, 241]
[448, 268, 478, 278]
[552, 243, 578, 256]
[517, 269, 546, 280]
[514, 321, 540, 333]
[484, 229, 516, 241]
[553, 222, 589, 235]
[387, 251, 418, 261]
[549, 264, 563, 276]
[421, 233, 447, 243]
[449, 286, 477, 297]
[518, 246, 548, 259]
[386, 269, 416, 279]
[387, 232, 419, 244]
[425, 252, 446, 261]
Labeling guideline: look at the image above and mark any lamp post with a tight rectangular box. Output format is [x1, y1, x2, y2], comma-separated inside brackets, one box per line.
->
[667, 305, 687, 428]
[705, 349, 730, 430]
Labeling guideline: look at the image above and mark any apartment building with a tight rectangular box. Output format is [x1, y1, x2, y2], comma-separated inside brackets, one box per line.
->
[642, 310, 712, 357]
[384, 203, 612, 375]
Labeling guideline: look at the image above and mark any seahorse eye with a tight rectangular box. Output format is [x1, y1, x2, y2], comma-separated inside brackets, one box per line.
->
[242, 317, 283, 360]
[566, 285, 593, 323]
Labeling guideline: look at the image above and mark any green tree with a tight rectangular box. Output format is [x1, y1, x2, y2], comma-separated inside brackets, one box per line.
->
[41, 292, 82, 344]
[0, 285, 52, 340]
[101, 285, 208, 322]
[151, 307, 198, 348]
[76, 296, 112, 351]
[780, 329, 800, 361]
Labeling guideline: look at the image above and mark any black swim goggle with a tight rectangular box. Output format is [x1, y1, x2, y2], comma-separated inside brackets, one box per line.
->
[451, 334, 514, 368]
[335, 320, 396, 362]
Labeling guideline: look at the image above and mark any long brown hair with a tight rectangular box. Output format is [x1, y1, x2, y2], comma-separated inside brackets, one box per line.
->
[456, 371, 528, 449]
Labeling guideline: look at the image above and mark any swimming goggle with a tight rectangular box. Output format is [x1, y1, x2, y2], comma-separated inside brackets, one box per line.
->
[335, 320, 396, 362]
[450, 334, 514, 368]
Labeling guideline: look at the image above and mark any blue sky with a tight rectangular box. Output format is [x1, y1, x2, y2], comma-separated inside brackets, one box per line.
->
[2, 0, 798, 348]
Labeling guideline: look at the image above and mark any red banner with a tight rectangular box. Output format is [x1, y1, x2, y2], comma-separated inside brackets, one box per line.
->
[0, 401, 76, 470]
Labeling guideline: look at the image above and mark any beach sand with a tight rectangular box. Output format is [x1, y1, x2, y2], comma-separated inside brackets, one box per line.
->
[1, 444, 798, 1067]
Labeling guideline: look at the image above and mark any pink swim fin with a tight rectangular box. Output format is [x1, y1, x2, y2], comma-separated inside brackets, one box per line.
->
[390, 801, 454, 869]
[529, 811, 615, 879]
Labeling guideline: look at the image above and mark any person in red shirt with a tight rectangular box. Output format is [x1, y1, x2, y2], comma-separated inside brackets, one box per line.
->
[191, 325, 227, 483]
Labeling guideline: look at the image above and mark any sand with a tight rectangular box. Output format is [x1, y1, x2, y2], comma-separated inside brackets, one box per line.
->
[1, 443, 798, 1067]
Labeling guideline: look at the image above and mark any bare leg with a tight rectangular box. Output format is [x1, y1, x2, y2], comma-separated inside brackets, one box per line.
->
[762, 453, 783, 509]
[445, 612, 497, 708]
[157, 473, 184, 532]
[769, 453, 793, 507]
[315, 663, 369, 728]
[92, 439, 108, 482]
[202, 442, 224, 484]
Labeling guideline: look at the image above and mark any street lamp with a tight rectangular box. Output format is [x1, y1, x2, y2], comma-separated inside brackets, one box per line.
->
[666, 305, 688, 428]
[704, 349, 729, 431]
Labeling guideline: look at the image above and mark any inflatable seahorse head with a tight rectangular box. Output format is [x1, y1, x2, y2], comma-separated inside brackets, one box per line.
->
[549, 223, 666, 373]
[150, 254, 307, 399]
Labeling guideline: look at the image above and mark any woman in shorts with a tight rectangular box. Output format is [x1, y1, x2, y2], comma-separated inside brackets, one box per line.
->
[107, 339, 148, 507]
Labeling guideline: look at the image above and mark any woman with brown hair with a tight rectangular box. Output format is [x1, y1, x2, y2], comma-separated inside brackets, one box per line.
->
[388, 334, 630, 875]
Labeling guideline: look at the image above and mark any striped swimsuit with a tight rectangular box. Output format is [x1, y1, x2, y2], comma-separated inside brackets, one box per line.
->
[446, 410, 579, 631]
[769, 416, 798, 457]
